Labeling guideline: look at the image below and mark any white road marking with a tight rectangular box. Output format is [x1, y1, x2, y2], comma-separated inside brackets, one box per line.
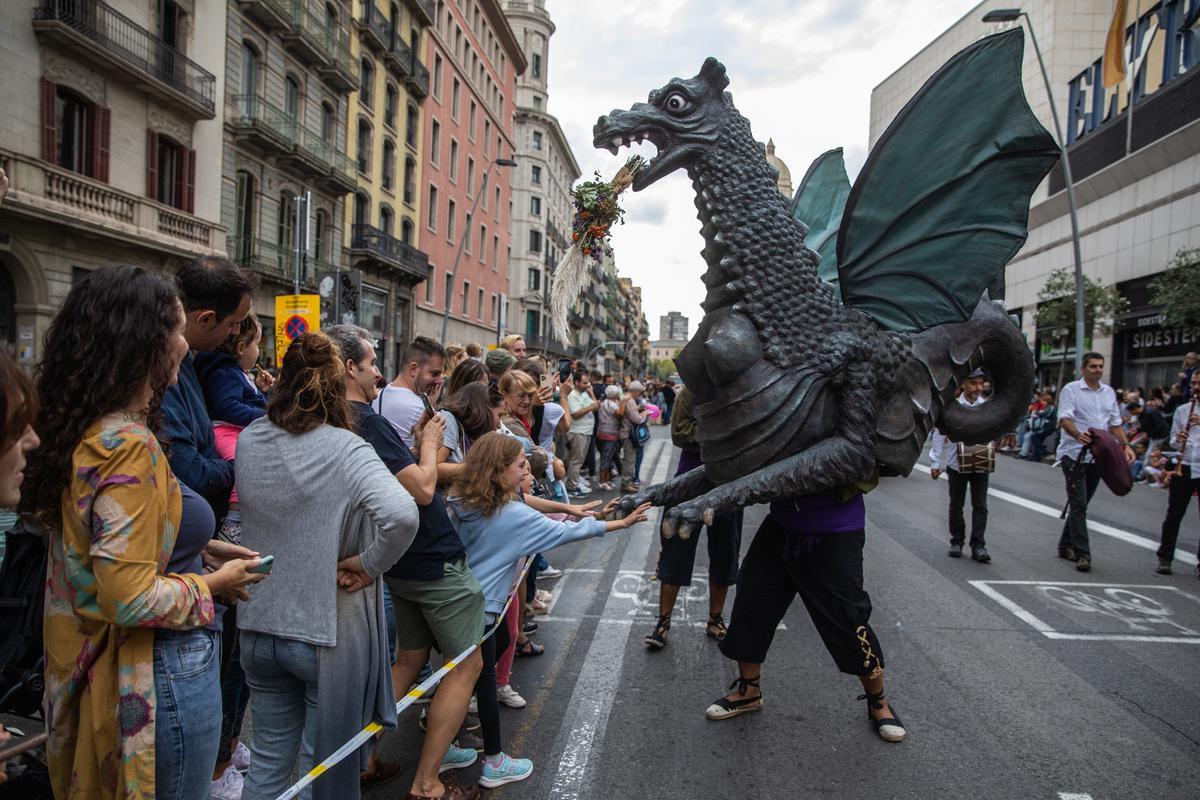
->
[1058, 793, 1094, 800]
[914, 463, 1198, 566]
[546, 440, 670, 799]
[970, 580, 1200, 643]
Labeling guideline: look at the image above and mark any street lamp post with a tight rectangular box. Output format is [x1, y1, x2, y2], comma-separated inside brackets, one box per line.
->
[983, 8, 1087, 376]
[440, 157, 518, 346]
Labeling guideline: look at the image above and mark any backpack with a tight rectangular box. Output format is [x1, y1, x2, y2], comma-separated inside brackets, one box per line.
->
[0, 516, 48, 717]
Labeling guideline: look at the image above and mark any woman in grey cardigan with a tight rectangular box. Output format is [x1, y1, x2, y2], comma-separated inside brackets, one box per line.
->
[235, 332, 419, 800]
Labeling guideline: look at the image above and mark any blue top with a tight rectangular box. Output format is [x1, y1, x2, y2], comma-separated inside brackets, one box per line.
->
[352, 401, 465, 581]
[162, 353, 234, 513]
[194, 351, 267, 427]
[448, 498, 607, 615]
[169, 481, 223, 631]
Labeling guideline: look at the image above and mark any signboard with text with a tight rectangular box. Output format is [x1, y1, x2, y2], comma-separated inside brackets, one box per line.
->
[273, 294, 320, 367]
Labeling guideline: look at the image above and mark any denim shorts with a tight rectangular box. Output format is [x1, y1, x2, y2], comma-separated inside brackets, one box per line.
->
[154, 627, 222, 800]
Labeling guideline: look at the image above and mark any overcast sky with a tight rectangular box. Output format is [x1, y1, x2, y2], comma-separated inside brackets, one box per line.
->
[543, 0, 983, 339]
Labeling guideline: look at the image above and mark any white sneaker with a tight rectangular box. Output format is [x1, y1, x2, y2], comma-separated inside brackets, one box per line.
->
[497, 684, 527, 708]
[231, 742, 251, 773]
[468, 695, 478, 715]
[536, 567, 563, 580]
[210, 765, 244, 800]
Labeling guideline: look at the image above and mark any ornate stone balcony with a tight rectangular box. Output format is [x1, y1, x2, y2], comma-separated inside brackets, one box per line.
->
[33, 0, 217, 120]
[0, 148, 222, 256]
[349, 224, 430, 284]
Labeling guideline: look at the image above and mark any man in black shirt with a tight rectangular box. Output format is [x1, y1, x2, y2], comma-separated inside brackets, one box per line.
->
[328, 325, 483, 800]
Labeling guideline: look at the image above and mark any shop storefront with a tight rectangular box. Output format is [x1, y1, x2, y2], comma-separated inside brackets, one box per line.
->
[1112, 277, 1198, 391]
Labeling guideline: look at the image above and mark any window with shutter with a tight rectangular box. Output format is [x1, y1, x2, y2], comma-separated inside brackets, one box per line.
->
[184, 148, 196, 213]
[92, 107, 111, 183]
[40, 78, 57, 164]
[146, 131, 160, 199]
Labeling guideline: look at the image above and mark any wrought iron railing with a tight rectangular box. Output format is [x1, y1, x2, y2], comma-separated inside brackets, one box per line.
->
[34, 0, 216, 115]
[360, 2, 392, 51]
[229, 94, 297, 145]
[350, 224, 430, 277]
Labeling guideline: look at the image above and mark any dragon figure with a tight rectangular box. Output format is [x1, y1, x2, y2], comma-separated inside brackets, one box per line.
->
[595, 30, 1060, 538]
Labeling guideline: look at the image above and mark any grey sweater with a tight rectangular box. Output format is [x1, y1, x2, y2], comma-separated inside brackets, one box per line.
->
[234, 418, 419, 646]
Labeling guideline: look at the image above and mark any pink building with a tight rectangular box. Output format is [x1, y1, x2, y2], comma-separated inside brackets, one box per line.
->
[414, 0, 525, 346]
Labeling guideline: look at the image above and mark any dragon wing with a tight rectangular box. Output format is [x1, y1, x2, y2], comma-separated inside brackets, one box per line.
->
[789, 147, 851, 295]
[834, 28, 1059, 333]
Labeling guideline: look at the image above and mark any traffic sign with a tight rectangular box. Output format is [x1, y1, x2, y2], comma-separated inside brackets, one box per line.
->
[274, 294, 320, 367]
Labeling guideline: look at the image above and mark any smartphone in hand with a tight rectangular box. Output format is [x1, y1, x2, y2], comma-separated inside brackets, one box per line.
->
[248, 555, 274, 575]
[418, 392, 436, 416]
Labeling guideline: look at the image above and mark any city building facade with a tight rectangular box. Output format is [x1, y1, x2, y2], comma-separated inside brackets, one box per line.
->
[222, 0, 362, 365]
[343, 0, 434, 373]
[1, 0, 227, 366]
[659, 311, 689, 341]
[502, 0, 580, 361]
[871, 0, 1199, 389]
[413, 0, 525, 347]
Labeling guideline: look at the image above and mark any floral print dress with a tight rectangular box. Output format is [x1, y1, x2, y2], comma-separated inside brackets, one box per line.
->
[43, 417, 215, 800]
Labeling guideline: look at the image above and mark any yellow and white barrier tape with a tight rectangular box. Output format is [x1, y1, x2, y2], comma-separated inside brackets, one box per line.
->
[275, 560, 534, 800]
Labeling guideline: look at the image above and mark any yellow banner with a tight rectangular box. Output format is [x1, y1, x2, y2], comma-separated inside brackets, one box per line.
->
[1103, 0, 1128, 88]
[273, 294, 321, 367]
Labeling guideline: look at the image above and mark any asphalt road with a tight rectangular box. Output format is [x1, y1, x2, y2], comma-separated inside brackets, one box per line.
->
[10, 427, 1195, 798]
[368, 426, 1200, 800]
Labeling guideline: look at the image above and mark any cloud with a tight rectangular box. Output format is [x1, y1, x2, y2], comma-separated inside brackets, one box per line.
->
[543, 0, 983, 333]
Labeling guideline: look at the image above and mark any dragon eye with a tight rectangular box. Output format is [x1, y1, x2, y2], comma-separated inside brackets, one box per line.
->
[664, 93, 690, 113]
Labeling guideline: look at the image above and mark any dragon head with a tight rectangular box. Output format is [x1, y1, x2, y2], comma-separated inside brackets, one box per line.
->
[593, 58, 731, 191]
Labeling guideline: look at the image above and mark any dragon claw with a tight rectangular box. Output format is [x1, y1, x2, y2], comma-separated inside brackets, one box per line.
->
[661, 514, 678, 539]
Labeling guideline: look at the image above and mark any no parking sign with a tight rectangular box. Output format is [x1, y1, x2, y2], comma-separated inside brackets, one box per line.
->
[274, 294, 321, 367]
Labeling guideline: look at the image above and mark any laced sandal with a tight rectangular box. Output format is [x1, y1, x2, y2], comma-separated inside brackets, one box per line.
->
[644, 614, 671, 649]
[859, 689, 906, 742]
[705, 613, 727, 641]
[705, 676, 763, 720]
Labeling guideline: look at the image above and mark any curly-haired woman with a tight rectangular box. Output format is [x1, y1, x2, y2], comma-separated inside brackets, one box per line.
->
[233, 331, 419, 800]
[24, 265, 266, 800]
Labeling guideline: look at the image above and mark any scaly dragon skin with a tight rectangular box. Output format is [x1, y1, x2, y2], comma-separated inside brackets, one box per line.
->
[595, 58, 1034, 538]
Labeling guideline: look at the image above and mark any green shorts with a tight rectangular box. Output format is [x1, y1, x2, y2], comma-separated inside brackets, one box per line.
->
[384, 559, 485, 656]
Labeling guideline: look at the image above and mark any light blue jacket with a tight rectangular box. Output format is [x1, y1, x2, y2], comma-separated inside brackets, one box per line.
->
[448, 498, 607, 615]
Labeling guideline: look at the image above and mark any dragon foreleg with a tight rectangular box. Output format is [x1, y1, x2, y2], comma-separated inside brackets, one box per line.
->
[616, 464, 714, 522]
[663, 354, 878, 539]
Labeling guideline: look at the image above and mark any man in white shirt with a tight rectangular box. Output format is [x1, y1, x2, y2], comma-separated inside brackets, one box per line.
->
[1156, 370, 1200, 576]
[563, 370, 598, 497]
[373, 336, 446, 448]
[1056, 352, 1135, 572]
[930, 369, 992, 562]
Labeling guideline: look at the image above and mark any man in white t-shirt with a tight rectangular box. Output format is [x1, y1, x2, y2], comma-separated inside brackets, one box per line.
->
[563, 370, 598, 497]
[1055, 352, 1134, 572]
[373, 336, 446, 448]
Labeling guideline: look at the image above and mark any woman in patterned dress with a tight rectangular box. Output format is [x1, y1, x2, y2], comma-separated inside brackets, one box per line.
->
[23, 266, 264, 800]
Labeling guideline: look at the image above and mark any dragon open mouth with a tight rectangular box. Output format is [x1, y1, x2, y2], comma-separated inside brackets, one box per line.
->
[592, 122, 683, 191]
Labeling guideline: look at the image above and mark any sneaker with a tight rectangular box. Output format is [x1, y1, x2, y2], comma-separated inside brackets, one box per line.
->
[970, 547, 991, 564]
[479, 752, 534, 788]
[210, 765, 244, 800]
[1075, 557, 1092, 572]
[947, 543, 963, 558]
[537, 566, 563, 580]
[456, 730, 485, 752]
[1157, 558, 1173, 575]
[468, 695, 478, 715]
[438, 744, 478, 773]
[1057, 547, 1077, 561]
[231, 742, 251, 773]
[523, 619, 539, 635]
[497, 684, 527, 708]
[569, 488, 591, 499]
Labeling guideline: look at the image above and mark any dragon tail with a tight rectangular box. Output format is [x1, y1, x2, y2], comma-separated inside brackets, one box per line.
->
[913, 295, 1036, 446]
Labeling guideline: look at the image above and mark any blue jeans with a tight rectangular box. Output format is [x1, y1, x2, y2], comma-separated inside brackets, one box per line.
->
[154, 627, 222, 800]
[240, 630, 319, 800]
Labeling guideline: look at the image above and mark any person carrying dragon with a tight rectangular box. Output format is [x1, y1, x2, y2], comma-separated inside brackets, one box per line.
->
[588, 29, 1058, 740]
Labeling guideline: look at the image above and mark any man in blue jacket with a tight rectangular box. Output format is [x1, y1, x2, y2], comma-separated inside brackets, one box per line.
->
[161, 256, 255, 520]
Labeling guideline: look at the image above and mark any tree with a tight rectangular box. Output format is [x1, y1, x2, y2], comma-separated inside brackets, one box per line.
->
[1035, 267, 1128, 389]
[1148, 247, 1200, 328]
[649, 358, 677, 381]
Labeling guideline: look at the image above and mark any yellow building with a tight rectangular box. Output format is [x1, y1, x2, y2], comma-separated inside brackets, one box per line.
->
[342, 0, 434, 372]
